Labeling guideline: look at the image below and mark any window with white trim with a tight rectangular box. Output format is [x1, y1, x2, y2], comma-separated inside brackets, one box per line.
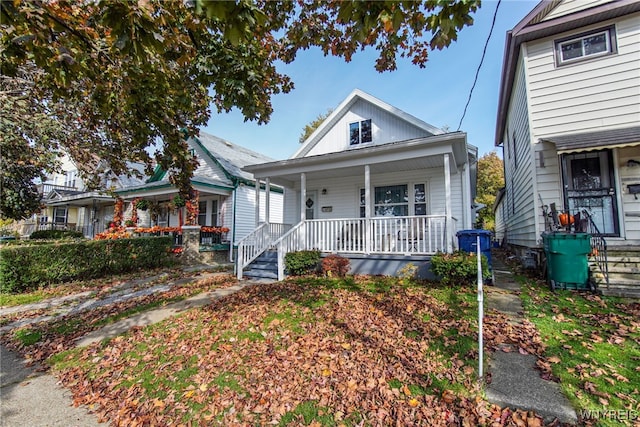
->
[198, 201, 207, 226]
[360, 183, 427, 217]
[349, 119, 372, 145]
[53, 207, 67, 224]
[555, 26, 616, 65]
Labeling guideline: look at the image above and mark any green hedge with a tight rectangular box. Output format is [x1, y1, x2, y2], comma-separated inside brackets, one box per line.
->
[0, 237, 173, 293]
[284, 250, 321, 276]
[30, 229, 85, 240]
[430, 250, 490, 286]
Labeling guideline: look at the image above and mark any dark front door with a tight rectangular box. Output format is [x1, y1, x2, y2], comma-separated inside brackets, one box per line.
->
[561, 150, 619, 236]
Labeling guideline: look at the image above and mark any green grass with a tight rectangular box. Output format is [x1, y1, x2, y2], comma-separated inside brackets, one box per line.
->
[0, 292, 47, 307]
[14, 328, 42, 346]
[521, 282, 640, 426]
[279, 400, 335, 426]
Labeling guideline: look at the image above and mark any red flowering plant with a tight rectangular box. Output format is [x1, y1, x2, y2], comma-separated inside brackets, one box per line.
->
[112, 198, 124, 228]
[200, 226, 230, 234]
[185, 190, 199, 225]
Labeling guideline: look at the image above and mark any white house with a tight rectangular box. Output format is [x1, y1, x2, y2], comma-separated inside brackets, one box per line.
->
[116, 132, 284, 258]
[239, 89, 478, 280]
[37, 155, 145, 238]
[494, 0, 640, 295]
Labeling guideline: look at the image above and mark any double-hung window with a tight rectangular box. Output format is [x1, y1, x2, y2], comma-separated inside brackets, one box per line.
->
[555, 26, 616, 65]
[349, 119, 372, 145]
[198, 201, 207, 226]
[53, 207, 67, 224]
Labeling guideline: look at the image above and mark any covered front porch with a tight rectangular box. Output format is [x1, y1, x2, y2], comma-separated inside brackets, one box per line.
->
[239, 134, 476, 280]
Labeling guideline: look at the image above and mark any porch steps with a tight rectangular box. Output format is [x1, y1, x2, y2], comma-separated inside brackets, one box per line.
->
[590, 246, 640, 298]
[242, 250, 278, 280]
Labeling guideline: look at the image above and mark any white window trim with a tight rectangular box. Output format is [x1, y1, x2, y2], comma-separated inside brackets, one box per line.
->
[555, 25, 616, 66]
[349, 119, 373, 146]
[360, 182, 428, 217]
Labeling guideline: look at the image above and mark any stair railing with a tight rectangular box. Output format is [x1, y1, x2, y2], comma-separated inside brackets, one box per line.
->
[236, 223, 292, 280]
[273, 221, 307, 281]
[580, 210, 609, 290]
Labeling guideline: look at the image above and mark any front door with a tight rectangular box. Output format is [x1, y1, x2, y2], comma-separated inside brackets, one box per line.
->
[561, 150, 619, 236]
[305, 191, 317, 220]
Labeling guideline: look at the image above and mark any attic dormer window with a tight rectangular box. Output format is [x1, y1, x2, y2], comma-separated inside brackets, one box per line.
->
[349, 119, 372, 145]
[555, 25, 616, 66]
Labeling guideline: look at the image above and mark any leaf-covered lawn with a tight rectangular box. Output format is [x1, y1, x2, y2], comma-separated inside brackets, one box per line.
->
[521, 283, 640, 426]
[1, 273, 235, 365]
[50, 277, 548, 426]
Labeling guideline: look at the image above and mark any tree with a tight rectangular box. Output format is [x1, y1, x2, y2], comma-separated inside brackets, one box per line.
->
[475, 151, 504, 231]
[1, 0, 480, 219]
[299, 109, 333, 143]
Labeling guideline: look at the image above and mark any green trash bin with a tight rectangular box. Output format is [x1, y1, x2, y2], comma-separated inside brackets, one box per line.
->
[542, 232, 591, 290]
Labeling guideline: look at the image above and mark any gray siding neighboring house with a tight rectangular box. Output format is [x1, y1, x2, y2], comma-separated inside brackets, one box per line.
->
[494, 0, 640, 295]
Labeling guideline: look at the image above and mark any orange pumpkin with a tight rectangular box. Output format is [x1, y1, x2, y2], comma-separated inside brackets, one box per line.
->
[559, 213, 575, 226]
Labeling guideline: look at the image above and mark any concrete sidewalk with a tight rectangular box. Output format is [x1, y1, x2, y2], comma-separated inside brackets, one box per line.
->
[1, 344, 101, 427]
[485, 255, 578, 425]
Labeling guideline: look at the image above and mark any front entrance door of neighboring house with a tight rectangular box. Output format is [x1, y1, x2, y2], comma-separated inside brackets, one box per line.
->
[561, 150, 619, 236]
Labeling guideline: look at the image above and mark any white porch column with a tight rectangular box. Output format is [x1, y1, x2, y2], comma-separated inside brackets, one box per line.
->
[462, 162, 471, 229]
[265, 177, 271, 224]
[300, 173, 307, 251]
[255, 179, 261, 227]
[444, 153, 453, 253]
[364, 165, 371, 254]
[300, 173, 306, 223]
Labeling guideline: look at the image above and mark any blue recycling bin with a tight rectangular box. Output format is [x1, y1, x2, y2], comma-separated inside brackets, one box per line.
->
[457, 229, 492, 271]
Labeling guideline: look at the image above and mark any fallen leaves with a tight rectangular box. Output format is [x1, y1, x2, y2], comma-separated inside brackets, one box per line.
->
[42, 278, 555, 426]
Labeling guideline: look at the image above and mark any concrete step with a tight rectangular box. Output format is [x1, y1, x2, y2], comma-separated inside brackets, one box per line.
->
[248, 262, 278, 271]
[599, 285, 640, 298]
[244, 269, 278, 280]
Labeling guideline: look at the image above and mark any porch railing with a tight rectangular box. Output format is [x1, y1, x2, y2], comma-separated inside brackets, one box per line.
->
[273, 215, 449, 281]
[236, 223, 291, 279]
[580, 209, 609, 290]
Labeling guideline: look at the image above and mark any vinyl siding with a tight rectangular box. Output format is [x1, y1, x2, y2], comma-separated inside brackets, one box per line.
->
[305, 98, 432, 157]
[232, 185, 285, 244]
[542, 0, 612, 21]
[282, 168, 466, 231]
[618, 146, 640, 240]
[534, 141, 563, 239]
[526, 15, 640, 139]
[189, 141, 232, 184]
[502, 55, 539, 248]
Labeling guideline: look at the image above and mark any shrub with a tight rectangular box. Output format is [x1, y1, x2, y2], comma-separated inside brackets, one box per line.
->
[430, 250, 490, 286]
[284, 250, 321, 276]
[0, 237, 173, 293]
[30, 229, 84, 240]
[321, 254, 350, 277]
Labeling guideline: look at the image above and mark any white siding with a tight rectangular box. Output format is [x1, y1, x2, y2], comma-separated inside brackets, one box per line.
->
[618, 146, 640, 240]
[534, 141, 563, 239]
[502, 55, 539, 248]
[305, 98, 432, 157]
[526, 15, 640, 139]
[189, 141, 232, 183]
[231, 186, 285, 243]
[233, 185, 258, 244]
[542, 0, 612, 21]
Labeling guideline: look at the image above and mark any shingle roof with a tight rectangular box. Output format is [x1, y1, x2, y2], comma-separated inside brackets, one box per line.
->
[192, 132, 275, 182]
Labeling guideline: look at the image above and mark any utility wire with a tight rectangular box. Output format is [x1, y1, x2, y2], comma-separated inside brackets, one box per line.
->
[457, 0, 502, 131]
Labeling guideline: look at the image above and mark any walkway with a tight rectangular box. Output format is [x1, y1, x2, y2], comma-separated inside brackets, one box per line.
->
[1, 267, 266, 426]
[485, 255, 578, 425]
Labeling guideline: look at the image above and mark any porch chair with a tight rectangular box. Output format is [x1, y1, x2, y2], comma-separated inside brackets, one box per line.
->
[338, 222, 364, 251]
[398, 217, 425, 252]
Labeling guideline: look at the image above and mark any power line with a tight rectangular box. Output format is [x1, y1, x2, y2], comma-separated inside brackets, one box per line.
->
[457, 0, 502, 131]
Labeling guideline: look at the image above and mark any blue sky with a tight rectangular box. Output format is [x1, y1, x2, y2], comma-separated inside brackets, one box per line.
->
[204, 0, 539, 160]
